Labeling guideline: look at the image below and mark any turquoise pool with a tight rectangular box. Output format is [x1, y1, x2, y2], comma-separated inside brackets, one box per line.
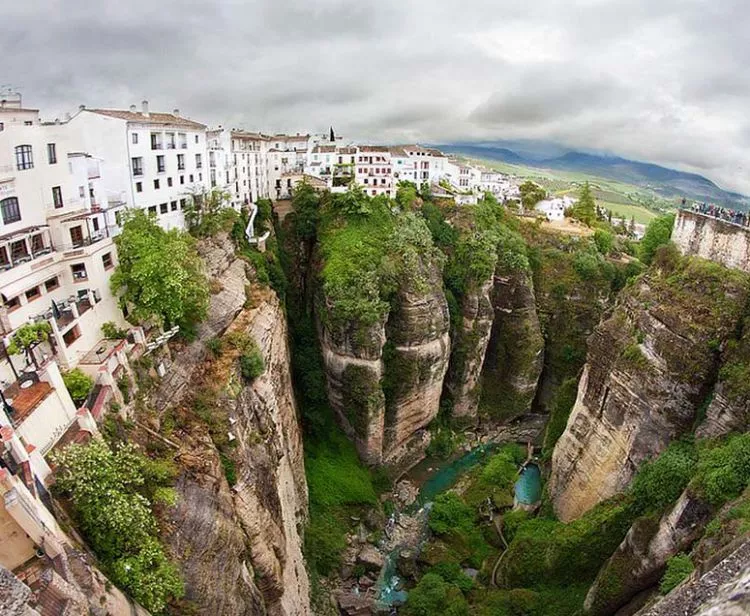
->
[514, 463, 542, 505]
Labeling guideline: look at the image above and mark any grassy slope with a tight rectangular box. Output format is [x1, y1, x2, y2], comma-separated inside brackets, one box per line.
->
[462, 156, 672, 224]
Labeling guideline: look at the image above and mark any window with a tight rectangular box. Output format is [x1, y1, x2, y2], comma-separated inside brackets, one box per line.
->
[195, 135, 199, 143]
[131, 157, 143, 176]
[52, 186, 63, 208]
[1, 197, 21, 224]
[47, 143, 57, 164]
[156, 155, 166, 173]
[115, 211, 123, 226]
[179, 198, 186, 209]
[71, 263, 87, 280]
[148, 205, 157, 215]
[170, 201, 177, 211]
[63, 325, 81, 347]
[189, 174, 194, 182]
[79, 185, 85, 198]
[154, 179, 160, 190]
[195, 153, 202, 169]
[209, 151, 216, 168]
[136, 181, 143, 193]
[132, 132, 139, 145]
[44, 277, 59, 292]
[166, 133, 175, 149]
[23, 121, 32, 126]
[178, 133, 187, 149]
[92, 218, 99, 232]
[5, 296, 19, 312]
[177, 154, 185, 170]
[25, 286, 41, 302]
[102, 253, 113, 269]
[15, 145, 33, 170]
[69, 225, 84, 247]
[150, 132, 163, 150]
[167, 177, 173, 187]
[160, 203, 168, 214]
[198, 173, 202, 181]
[30, 234, 44, 254]
[0, 123, 4, 132]
[180, 175, 185, 185]
[210, 169, 216, 187]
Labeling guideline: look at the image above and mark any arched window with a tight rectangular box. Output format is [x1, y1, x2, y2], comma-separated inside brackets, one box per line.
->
[14, 145, 33, 170]
[0, 197, 21, 224]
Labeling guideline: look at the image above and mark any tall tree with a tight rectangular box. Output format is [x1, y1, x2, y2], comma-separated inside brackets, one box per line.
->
[639, 214, 676, 265]
[519, 181, 546, 210]
[571, 182, 596, 225]
[111, 210, 209, 330]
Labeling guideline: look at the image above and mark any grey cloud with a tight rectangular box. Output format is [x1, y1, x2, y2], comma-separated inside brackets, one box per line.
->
[3, 0, 750, 193]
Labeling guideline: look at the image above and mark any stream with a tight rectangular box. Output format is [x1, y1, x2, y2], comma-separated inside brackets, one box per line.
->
[373, 443, 543, 612]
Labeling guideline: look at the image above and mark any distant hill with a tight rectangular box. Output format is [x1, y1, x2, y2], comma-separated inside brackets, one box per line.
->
[438, 143, 750, 209]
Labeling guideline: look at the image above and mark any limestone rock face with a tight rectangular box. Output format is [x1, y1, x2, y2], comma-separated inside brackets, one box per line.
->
[636, 539, 750, 616]
[585, 490, 714, 615]
[154, 236, 310, 616]
[319, 250, 450, 468]
[446, 276, 494, 420]
[480, 269, 544, 420]
[672, 209, 750, 273]
[549, 262, 748, 522]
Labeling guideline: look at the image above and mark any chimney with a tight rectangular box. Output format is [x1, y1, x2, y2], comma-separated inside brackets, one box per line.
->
[173, 108, 180, 116]
[130, 104, 137, 112]
[79, 104, 86, 111]
[141, 100, 149, 117]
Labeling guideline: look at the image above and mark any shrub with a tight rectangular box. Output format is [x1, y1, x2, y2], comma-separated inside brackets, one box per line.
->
[659, 553, 694, 594]
[639, 214, 676, 265]
[402, 573, 469, 616]
[220, 452, 237, 486]
[691, 433, 750, 506]
[429, 493, 475, 536]
[630, 440, 697, 514]
[62, 368, 94, 405]
[239, 350, 265, 381]
[594, 229, 614, 255]
[102, 321, 128, 339]
[205, 337, 223, 357]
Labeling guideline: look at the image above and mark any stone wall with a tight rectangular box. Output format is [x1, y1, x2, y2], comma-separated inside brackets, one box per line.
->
[672, 210, 750, 272]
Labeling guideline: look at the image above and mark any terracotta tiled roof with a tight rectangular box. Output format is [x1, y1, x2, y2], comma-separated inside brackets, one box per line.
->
[312, 145, 336, 153]
[231, 130, 270, 141]
[86, 108, 206, 129]
[359, 145, 391, 152]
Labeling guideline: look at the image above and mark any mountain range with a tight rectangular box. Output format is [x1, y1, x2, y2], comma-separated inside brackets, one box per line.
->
[438, 142, 750, 208]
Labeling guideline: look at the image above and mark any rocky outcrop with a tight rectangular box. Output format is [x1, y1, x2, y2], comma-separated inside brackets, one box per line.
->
[445, 276, 494, 420]
[153, 235, 310, 616]
[636, 539, 750, 616]
[319, 250, 450, 468]
[672, 210, 750, 273]
[549, 258, 748, 522]
[480, 269, 544, 420]
[585, 490, 714, 615]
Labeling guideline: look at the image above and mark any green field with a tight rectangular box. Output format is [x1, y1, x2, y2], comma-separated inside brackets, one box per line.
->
[463, 156, 674, 224]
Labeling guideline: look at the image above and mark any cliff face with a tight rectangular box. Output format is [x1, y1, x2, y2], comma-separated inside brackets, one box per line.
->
[585, 490, 714, 615]
[153, 236, 310, 616]
[445, 276, 494, 420]
[672, 210, 750, 273]
[480, 269, 544, 420]
[319, 248, 450, 467]
[549, 257, 749, 522]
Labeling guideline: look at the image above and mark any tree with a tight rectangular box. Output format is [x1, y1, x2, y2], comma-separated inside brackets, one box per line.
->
[629, 216, 636, 236]
[519, 181, 546, 210]
[6, 322, 52, 368]
[638, 214, 676, 265]
[184, 187, 236, 237]
[62, 368, 94, 405]
[571, 182, 596, 225]
[593, 229, 614, 255]
[110, 210, 209, 330]
[291, 181, 321, 239]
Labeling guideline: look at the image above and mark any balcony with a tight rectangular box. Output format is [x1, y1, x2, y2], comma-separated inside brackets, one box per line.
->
[0, 227, 54, 274]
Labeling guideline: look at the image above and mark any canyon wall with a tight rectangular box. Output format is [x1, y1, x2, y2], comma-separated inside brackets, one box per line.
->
[672, 210, 750, 273]
[153, 236, 310, 616]
[549, 256, 749, 522]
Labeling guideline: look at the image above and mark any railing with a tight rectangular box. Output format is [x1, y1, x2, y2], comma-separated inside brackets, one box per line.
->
[60, 231, 109, 252]
[681, 205, 750, 229]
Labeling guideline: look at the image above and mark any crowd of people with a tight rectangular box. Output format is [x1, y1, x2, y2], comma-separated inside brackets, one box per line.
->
[684, 199, 750, 228]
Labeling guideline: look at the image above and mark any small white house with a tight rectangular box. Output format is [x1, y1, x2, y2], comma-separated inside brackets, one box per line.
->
[535, 196, 576, 222]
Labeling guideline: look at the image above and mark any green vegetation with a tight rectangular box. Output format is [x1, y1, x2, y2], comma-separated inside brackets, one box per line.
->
[6, 322, 52, 366]
[659, 554, 694, 594]
[570, 182, 596, 225]
[101, 321, 128, 340]
[51, 440, 183, 613]
[111, 210, 209, 332]
[639, 213, 676, 264]
[691, 433, 750, 506]
[630, 440, 697, 513]
[542, 377, 579, 457]
[184, 187, 238, 237]
[402, 572, 469, 616]
[62, 368, 94, 405]
[519, 180, 546, 210]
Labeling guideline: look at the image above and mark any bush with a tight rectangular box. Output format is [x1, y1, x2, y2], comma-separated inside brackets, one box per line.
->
[102, 321, 128, 339]
[402, 573, 469, 616]
[62, 368, 94, 405]
[691, 433, 750, 506]
[639, 214, 675, 265]
[51, 441, 183, 612]
[429, 493, 475, 536]
[659, 553, 694, 594]
[239, 350, 265, 380]
[205, 337, 223, 357]
[593, 229, 614, 255]
[630, 440, 697, 514]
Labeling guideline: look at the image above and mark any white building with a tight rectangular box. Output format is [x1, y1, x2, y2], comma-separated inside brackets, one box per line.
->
[206, 129, 270, 208]
[355, 146, 395, 197]
[398, 145, 448, 185]
[267, 133, 314, 199]
[535, 196, 576, 221]
[0, 99, 127, 381]
[68, 101, 210, 230]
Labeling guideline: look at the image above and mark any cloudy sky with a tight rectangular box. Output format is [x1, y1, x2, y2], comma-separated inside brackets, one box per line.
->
[4, 0, 749, 192]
